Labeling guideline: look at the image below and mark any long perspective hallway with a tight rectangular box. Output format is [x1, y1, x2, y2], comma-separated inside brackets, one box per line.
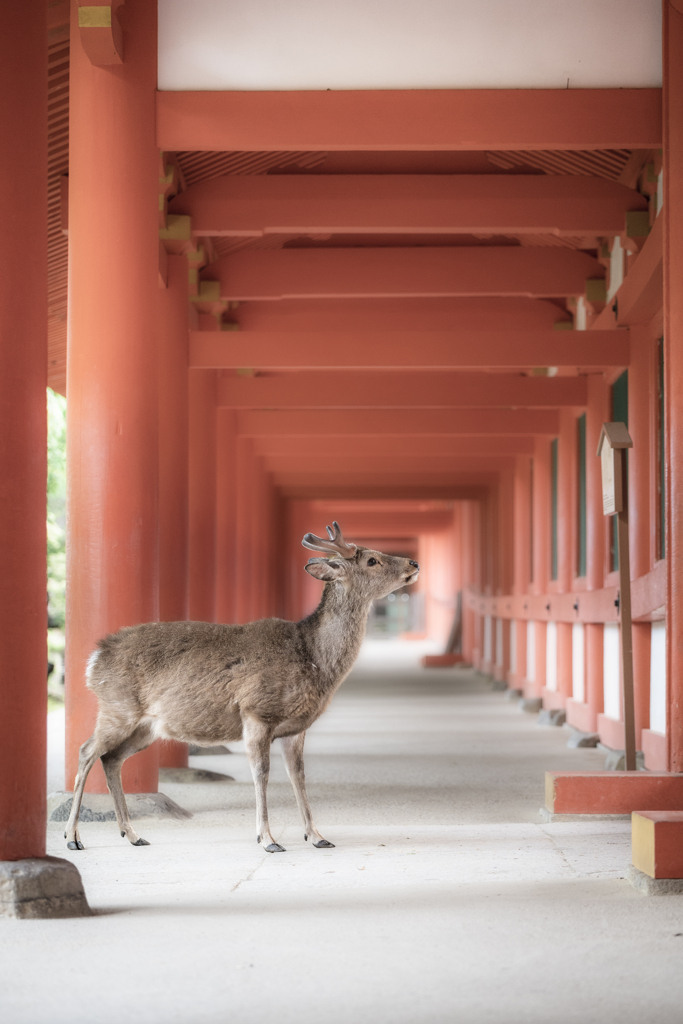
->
[5, 640, 682, 1024]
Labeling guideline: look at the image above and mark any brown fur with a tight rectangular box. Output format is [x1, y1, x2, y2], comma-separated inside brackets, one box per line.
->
[64, 524, 419, 854]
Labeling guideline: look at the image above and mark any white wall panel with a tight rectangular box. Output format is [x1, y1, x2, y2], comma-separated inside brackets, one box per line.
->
[603, 622, 621, 720]
[546, 621, 557, 691]
[650, 621, 667, 734]
[526, 620, 535, 683]
[572, 622, 585, 703]
[158, 0, 661, 92]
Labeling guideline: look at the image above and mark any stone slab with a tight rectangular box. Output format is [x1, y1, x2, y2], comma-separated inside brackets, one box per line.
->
[520, 697, 543, 713]
[539, 807, 630, 823]
[628, 865, 683, 895]
[565, 727, 600, 748]
[159, 767, 235, 784]
[0, 856, 90, 919]
[48, 791, 192, 822]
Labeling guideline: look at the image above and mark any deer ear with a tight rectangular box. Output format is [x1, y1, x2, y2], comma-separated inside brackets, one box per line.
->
[304, 559, 344, 582]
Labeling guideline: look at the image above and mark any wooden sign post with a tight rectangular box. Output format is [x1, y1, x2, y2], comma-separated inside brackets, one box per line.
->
[597, 422, 636, 771]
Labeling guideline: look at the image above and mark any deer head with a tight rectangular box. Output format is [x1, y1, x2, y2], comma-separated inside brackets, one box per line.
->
[302, 522, 419, 601]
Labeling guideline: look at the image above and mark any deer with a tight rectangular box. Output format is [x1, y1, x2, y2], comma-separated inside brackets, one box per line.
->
[64, 523, 419, 854]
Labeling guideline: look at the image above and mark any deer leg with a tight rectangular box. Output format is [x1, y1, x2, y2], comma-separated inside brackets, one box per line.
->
[280, 732, 335, 849]
[242, 715, 284, 853]
[100, 723, 155, 847]
[64, 735, 103, 850]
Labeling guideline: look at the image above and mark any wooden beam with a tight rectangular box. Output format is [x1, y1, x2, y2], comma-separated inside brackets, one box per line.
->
[283, 486, 489, 500]
[253, 435, 535, 456]
[156, 88, 662, 152]
[238, 408, 560, 436]
[192, 330, 629, 370]
[217, 371, 587, 409]
[206, 247, 604, 301]
[214, 248, 608, 303]
[170, 175, 647, 238]
[265, 454, 516, 474]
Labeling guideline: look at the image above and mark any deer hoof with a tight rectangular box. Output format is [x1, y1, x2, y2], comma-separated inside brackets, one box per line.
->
[131, 837, 150, 846]
[313, 839, 335, 849]
[67, 840, 84, 851]
[265, 843, 286, 853]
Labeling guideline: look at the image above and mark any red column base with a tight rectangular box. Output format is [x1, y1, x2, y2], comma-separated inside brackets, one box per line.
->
[158, 740, 189, 769]
[545, 771, 683, 815]
[422, 653, 465, 668]
[632, 811, 683, 878]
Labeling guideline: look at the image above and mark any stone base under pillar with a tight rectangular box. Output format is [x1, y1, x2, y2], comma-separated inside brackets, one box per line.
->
[0, 856, 90, 919]
[48, 791, 192, 823]
[628, 866, 683, 895]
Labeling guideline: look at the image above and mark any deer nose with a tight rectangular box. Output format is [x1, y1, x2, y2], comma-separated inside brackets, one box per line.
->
[409, 561, 419, 569]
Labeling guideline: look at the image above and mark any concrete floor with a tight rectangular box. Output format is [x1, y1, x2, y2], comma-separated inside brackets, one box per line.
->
[3, 640, 683, 1023]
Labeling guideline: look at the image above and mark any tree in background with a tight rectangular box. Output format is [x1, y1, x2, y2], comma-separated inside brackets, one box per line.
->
[47, 388, 66, 629]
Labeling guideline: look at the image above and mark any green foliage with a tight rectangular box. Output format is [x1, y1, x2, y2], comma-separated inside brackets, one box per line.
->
[47, 389, 66, 628]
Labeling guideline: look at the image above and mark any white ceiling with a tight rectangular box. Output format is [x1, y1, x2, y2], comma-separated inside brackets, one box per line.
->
[158, 0, 662, 92]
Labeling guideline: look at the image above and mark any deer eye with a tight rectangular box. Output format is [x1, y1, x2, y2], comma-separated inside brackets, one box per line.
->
[367, 557, 377, 566]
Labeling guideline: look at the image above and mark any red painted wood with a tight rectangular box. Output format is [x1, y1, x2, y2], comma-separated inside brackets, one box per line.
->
[66, 0, 159, 794]
[0, 0, 48, 859]
[207, 247, 604, 301]
[170, 174, 647, 239]
[546, 772, 683, 815]
[156, 88, 662, 153]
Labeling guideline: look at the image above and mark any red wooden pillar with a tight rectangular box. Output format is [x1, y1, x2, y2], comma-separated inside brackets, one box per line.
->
[629, 326, 653, 745]
[235, 437, 253, 624]
[66, 0, 159, 793]
[0, 0, 48, 859]
[511, 457, 531, 689]
[664, 0, 683, 771]
[555, 409, 575, 705]
[188, 369, 216, 622]
[215, 408, 238, 624]
[583, 374, 609, 732]
[157, 255, 189, 769]
[529, 437, 550, 697]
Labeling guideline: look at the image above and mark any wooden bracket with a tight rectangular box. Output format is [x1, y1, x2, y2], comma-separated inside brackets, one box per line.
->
[77, 2, 124, 65]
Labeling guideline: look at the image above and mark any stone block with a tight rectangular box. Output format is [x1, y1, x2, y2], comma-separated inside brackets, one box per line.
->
[48, 791, 192, 822]
[600, 746, 645, 771]
[545, 771, 683, 816]
[538, 708, 566, 727]
[628, 866, 683, 895]
[632, 811, 683, 879]
[505, 688, 523, 702]
[159, 767, 234, 784]
[0, 856, 90, 919]
[566, 727, 600, 748]
[519, 697, 543, 713]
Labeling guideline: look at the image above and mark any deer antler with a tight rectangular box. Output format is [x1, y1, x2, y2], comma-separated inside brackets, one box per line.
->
[302, 521, 358, 559]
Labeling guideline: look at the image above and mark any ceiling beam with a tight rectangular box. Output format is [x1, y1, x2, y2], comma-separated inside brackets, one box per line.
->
[192, 329, 628, 370]
[237, 408, 560, 436]
[253, 435, 535, 456]
[156, 88, 661, 152]
[218, 371, 587, 409]
[170, 174, 646, 238]
[264, 455, 516, 474]
[206, 246, 604, 301]
[282, 486, 489, 500]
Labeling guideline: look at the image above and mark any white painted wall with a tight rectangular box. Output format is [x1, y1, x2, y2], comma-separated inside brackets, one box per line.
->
[526, 620, 535, 683]
[603, 622, 621, 720]
[496, 618, 504, 669]
[509, 620, 517, 675]
[158, 0, 662, 91]
[484, 615, 493, 664]
[650, 621, 667, 734]
[572, 622, 585, 703]
[546, 621, 557, 691]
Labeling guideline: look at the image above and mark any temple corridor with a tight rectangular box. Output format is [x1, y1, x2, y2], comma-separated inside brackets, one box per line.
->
[3, 641, 681, 1024]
